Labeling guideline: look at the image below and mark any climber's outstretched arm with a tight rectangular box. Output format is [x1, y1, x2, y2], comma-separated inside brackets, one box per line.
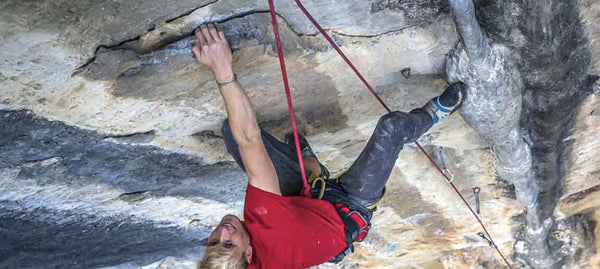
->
[449, 0, 487, 59]
[192, 23, 281, 195]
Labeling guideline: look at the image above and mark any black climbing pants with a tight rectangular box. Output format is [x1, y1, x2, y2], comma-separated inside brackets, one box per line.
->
[221, 108, 433, 206]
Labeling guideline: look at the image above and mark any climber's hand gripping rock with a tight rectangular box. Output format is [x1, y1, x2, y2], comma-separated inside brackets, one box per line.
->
[192, 23, 235, 84]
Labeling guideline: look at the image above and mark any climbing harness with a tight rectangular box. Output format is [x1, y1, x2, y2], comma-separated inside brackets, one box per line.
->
[335, 203, 370, 243]
[313, 182, 374, 263]
[267, 1, 513, 268]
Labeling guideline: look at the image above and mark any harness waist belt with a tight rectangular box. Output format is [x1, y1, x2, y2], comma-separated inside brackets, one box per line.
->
[309, 181, 372, 263]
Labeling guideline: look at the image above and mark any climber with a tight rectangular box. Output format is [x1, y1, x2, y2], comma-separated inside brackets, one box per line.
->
[193, 23, 467, 269]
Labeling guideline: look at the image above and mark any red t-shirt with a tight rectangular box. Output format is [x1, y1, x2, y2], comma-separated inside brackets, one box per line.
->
[244, 184, 348, 269]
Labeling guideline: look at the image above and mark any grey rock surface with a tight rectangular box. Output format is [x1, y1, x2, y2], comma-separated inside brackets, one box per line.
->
[0, 206, 205, 269]
[0, 110, 246, 203]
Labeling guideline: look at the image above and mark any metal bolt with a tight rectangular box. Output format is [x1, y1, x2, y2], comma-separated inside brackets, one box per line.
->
[472, 187, 481, 215]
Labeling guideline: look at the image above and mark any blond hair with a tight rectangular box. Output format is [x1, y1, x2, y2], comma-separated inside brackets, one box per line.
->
[198, 246, 248, 269]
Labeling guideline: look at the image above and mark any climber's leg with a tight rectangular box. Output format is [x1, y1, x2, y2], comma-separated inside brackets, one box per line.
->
[338, 82, 467, 205]
[222, 119, 307, 196]
[338, 109, 432, 205]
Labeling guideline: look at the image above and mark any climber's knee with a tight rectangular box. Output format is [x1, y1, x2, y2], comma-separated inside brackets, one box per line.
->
[377, 112, 403, 131]
[377, 112, 410, 139]
[365, 186, 386, 210]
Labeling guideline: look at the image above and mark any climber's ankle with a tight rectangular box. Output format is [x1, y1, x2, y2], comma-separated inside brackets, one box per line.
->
[422, 105, 434, 120]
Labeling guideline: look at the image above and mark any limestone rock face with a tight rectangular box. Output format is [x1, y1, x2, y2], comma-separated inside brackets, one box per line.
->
[0, 1, 598, 269]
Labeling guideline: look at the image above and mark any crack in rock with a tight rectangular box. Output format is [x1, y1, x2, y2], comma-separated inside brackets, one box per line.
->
[104, 130, 156, 144]
[73, 0, 451, 75]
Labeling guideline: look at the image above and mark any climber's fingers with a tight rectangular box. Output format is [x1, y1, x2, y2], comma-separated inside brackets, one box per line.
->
[200, 24, 214, 44]
[216, 24, 227, 43]
[207, 23, 221, 42]
[192, 41, 202, 62]
[195, 27, 208, 46]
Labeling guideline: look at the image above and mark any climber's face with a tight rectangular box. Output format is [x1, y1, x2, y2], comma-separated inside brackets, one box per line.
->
[206, 214, 253, 263]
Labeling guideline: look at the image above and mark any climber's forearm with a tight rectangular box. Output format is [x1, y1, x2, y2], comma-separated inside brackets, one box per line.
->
[218, 80, 280, 194]
[218, 80, 260, 146]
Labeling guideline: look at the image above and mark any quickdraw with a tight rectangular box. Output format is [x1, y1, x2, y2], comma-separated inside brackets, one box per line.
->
[311, 176, 326, 200]
[443, 168, 455, 183]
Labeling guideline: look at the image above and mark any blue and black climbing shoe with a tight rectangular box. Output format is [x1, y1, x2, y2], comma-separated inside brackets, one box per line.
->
[426, 82, 467, 124]
[285, 132, 330, 180]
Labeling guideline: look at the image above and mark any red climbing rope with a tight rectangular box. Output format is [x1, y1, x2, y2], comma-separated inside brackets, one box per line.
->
[414, 142, 513, 269]
[267, 0, 311, 197]
[269, 0, 513, 268]
[293, 1, 392, 114]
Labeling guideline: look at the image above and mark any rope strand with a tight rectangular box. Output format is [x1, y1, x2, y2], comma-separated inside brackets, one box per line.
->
[293, 0, 392, 113]
[267, 0, 311, 197]
[415, 142, 513, 268]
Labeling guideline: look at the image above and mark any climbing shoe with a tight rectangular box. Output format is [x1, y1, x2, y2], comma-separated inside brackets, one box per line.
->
[426, 82, 467, 124]
[284, 132, 331, 180]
